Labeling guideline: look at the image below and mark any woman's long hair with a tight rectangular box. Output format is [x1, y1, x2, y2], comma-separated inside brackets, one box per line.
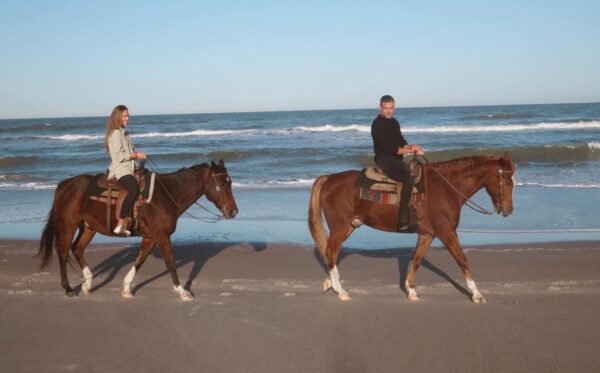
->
[105, 105, 128, 151]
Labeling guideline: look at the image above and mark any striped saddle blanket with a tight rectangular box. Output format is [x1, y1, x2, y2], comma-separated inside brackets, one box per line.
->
[355, 162, 425, 206]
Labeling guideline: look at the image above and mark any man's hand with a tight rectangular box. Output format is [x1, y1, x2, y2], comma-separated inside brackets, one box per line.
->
[410, 144, 425, 155]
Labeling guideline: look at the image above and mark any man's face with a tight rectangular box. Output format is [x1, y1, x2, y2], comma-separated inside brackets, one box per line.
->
[379, 101, 395, 119]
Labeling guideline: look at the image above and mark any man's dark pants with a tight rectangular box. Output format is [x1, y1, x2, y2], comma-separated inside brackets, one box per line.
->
[375, 156, 414, 227]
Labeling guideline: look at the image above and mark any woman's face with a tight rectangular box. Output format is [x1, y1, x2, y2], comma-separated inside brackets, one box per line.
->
[121, 110, 129, 127]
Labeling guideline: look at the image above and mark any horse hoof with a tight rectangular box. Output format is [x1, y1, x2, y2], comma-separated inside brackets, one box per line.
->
[65, 290, 76, 297]
[121, 290, 134, 299]
[408, 294, 420, 302]
[472, 295, 486, 304]
[322, 279, 332, 292]
[180, 292, 193, 301]
[81, 286, 91, 296]
[338, 293, 351, 301]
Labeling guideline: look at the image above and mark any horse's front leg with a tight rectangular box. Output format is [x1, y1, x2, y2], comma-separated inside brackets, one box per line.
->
[157, 236, 192, 301]
[405, 233, 433, 301]
[440, 231, 486, 303]
[121, 238, 155, 298]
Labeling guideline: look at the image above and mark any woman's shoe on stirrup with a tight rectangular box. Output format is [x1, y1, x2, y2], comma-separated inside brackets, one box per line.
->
[113, 224, 131, 237]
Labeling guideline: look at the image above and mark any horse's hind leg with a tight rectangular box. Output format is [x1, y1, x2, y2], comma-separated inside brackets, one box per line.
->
[405, 233, 434, 301]
[57, 225, 78, 297]
[324, 229, 350, 300]
[121, 238, 155, 298]
[70, 226, 96, 295]
[440, 231, 485, 304]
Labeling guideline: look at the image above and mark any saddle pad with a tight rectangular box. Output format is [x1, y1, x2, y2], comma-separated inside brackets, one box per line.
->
[359, 188, 399, 205]
[85, 172, 156, 204]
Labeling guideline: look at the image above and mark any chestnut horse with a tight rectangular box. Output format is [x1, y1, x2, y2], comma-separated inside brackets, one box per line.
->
[309, 153, 515, 303]
[38, 160, 238, 300]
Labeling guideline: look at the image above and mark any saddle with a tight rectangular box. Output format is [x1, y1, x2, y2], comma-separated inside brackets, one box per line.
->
[85, 167, 156, 236]
[355, 159, 426, 205]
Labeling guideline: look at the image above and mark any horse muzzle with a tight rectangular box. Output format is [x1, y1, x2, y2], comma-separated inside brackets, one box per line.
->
[222, 206, 238, 219]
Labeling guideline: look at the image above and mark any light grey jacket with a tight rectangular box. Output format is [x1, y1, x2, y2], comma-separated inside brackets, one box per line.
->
[107, 127, 135, 180]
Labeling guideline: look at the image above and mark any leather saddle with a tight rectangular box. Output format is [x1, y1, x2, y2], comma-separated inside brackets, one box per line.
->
[356, 159, 424, 196]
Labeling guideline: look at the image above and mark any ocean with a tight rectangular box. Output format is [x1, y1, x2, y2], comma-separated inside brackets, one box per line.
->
[1, 103, 599, 248]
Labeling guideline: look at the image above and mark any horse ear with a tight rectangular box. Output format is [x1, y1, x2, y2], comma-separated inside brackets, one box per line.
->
[218, 159, 224, 167]
[210, 160, 216, 168]
[503, 151, 510, 161]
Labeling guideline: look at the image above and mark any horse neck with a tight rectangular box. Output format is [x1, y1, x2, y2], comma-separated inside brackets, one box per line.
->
[160, 165, 209, 211]
[431, 157, 498, 198]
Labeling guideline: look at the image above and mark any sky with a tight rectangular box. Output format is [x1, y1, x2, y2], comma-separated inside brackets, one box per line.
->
[1, 0, 599, 119]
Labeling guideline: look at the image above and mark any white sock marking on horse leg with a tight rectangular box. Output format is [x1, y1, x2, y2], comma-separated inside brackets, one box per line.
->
[405, 280, 419, 300]
[467, 279, 484, 302]
[82, 266, 92, 294]
[122, 267, 136, 296]
[329, 266, 349, 298]
[174, 285, 193, 301]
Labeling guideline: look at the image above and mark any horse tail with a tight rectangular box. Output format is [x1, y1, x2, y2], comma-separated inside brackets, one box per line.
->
[308, 175, 329, 259]
[38, 206, 57, 269]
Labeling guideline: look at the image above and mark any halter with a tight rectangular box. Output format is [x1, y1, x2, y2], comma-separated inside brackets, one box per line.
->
[146, 157, 226, 223]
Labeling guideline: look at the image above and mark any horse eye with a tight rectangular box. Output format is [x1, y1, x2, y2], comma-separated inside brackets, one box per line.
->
[216, 186, 220, 192]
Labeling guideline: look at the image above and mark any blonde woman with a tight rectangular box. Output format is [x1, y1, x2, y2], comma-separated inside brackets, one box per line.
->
[105, 105, 146, 236]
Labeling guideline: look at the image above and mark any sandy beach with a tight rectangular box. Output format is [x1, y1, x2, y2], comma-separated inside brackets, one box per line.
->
[1, 239, 599, 372]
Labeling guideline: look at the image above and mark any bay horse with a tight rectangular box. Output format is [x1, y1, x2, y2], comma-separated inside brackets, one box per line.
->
[38, 159, 238, 300]
[308, 153, 515, 303]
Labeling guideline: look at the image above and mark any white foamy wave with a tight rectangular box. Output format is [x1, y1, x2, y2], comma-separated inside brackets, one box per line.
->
[47, 134, 103, 141]
[0, 182, 56, 190]
[134, 129, 256, 138]
[292, 124, 370, 133]
[588, 142, 600, 149]
[231, 179, 316, 189]
[517, 182, 600, 189]
[403, 121, 600, 134]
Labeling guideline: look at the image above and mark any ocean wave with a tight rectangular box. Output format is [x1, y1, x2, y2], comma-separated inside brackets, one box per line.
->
[134, 129, 256, 138]
[47, 134, 103, 141]
[0, 181, 56, 190]
[516, 182, 600, 189]
[288, 121, 600, 134]
[460, 113, 536, 120]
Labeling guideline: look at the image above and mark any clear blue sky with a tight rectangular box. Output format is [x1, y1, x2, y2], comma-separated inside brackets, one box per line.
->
[1, 0, 599, 118]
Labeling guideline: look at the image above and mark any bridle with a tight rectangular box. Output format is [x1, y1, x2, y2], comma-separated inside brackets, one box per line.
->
[420, 154, 512, 215]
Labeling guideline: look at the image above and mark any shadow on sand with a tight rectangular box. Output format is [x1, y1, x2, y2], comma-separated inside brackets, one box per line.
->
[312, 246, 470, 298]
[81, 240, 468, 299]
[84, 241, 267, 295]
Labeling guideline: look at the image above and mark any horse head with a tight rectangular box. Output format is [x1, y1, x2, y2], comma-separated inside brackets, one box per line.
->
[205, 159, 238, 219]
[484, 151, 515, 217]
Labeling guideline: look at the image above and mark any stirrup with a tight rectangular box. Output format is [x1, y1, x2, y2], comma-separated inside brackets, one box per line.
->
[113, 224, 131, 237]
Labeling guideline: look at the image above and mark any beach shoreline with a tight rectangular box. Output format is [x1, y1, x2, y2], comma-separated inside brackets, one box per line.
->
[1, 238, 599, 372]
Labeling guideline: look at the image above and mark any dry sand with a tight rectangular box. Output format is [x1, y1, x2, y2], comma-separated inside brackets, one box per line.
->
[1, 239, 599, 372]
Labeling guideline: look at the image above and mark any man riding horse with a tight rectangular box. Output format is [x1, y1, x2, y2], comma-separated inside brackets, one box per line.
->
[371, 95, 424, 231]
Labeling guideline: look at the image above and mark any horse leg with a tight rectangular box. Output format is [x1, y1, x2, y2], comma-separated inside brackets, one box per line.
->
[157, 236, 192, 301]
[324, 229, 350, 300]
[405, 233, 434, 301]
[440, 231, 486, 303]
[121, 238, 155, 298]
[57, 225, 77, 297]
[322, 224, 355, 296]
[70, 226, 96, 295]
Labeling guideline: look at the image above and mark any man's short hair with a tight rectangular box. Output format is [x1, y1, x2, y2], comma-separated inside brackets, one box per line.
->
[380, 95, 395, 104]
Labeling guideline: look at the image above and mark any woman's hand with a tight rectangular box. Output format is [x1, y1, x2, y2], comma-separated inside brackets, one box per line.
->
[131, 152, 147, 160]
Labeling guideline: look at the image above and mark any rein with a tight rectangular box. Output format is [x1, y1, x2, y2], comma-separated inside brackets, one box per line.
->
[419, 154, 508, 215]
[145, 157, 223, 223]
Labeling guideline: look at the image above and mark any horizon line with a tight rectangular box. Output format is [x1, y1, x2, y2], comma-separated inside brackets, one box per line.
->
[1, 100, 598, 121]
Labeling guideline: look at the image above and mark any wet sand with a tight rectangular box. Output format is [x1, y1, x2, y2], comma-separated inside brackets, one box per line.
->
[1, 239, 599, 372]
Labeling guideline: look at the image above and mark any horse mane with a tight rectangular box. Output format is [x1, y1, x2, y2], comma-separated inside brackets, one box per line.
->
[428, 156, 500, 175]
[161, 163, 210, 176]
